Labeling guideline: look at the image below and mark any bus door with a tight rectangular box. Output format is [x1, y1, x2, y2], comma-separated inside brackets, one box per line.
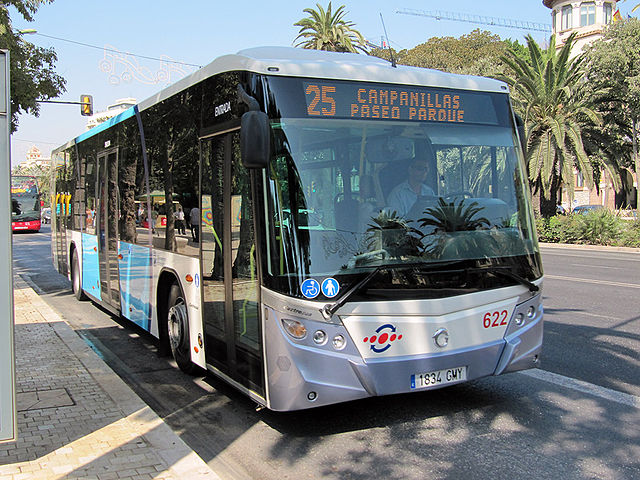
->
[54, 166, 68, 274]
[96, 149, 121, 309]
[200, 131, 265, 397]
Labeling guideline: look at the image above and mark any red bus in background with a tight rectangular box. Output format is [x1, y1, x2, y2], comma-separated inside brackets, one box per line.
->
[11, 175, 41, 232]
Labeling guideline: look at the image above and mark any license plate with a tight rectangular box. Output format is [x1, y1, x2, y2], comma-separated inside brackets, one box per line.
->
[411, 366, 467, 389]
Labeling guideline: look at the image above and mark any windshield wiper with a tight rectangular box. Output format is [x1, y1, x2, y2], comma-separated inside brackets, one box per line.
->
[321, 260, 462, 319]
[466, 265, 539, 293]
[320, 262, 539, 319]
[321, 264, 396, 320]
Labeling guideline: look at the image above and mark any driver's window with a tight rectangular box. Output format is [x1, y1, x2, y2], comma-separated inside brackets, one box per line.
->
[299, 147, 336, 229]
[436, 146, 493, 198]
[436, 147, 464, 196]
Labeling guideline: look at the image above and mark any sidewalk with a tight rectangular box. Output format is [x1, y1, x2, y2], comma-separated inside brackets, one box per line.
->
[0, 275, 220, 480]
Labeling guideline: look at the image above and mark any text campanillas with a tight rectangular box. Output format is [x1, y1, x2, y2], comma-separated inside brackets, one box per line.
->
[351, 88, 464, 122]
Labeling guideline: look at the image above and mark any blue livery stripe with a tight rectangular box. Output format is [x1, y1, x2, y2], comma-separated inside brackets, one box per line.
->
[76, 106, 136, 143]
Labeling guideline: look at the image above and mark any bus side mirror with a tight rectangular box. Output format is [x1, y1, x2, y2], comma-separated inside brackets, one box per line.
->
[240, 111, 271, 169]
[515, 113, 526, 154]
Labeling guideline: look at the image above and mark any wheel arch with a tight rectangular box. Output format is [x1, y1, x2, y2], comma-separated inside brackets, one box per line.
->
[68, 240, 80, 281]
[156, 267, 183, 355]
[69, 240, 78, 265]
[69, 240, 87, 301]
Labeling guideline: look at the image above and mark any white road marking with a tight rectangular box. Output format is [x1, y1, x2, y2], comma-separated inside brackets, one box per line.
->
[541, 250, 640, 262]
[569, 263, 623, 270]
[519, 369, 640, 409]
[545, 274, 640, 289]
[576, 311, 622, 321]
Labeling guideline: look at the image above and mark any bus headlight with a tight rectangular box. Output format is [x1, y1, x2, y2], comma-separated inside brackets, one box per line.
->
[282, 318, 307, 339]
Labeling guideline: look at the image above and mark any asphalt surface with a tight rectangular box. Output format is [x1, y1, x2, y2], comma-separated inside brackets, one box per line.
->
[540, 245, 640, 397]
[12, 227, 640, 480]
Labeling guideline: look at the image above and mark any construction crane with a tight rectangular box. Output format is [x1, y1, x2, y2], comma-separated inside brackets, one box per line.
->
[397, 8, 552, 33]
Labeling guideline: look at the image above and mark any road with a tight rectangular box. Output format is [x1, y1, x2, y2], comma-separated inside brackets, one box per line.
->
[540, 245, 640, 398]
[12, 227, 640, 480]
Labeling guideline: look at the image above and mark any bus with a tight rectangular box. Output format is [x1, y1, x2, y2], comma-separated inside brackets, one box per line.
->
[11, 175, 41, 232]
[50, 47, 543, 411]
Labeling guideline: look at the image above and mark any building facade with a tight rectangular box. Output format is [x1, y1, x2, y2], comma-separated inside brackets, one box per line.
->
[544, 0, 618, 54]
[544, 0, 638, 212]
[22, 145, 51, 169]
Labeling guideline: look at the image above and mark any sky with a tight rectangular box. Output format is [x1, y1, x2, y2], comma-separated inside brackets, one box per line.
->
[8, 0, 637, 167]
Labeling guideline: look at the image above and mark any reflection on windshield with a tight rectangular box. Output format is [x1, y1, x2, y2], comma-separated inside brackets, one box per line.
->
[11, 176, 40, 221]
[12, 195, 40, 221]
[264, 118, 540, 297]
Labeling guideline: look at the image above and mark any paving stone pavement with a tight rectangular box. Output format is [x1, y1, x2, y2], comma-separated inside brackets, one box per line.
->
[0, 276, 220, 480]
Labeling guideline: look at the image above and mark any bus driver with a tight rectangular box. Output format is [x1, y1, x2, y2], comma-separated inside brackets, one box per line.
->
[386, 159, 435, 217]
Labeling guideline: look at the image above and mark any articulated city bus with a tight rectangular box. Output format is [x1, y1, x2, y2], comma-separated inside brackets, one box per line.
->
[50, 47, 543, 411]
[11, 175, 41, 232]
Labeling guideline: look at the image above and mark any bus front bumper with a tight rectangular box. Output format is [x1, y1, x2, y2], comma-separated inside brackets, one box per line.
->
[264, 295, 542, 411]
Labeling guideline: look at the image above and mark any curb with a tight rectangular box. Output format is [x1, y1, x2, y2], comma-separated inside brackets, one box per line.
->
[15, 274, 220, 480]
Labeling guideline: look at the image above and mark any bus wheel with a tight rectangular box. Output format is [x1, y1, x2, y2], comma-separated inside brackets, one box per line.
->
[71, 250, 87, 301]
[167, 282, 199, 375]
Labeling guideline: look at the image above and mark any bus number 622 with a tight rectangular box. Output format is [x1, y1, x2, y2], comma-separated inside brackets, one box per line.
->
[483, 310, 509, 328]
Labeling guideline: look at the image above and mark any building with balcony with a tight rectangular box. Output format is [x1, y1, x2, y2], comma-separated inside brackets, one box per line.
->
[543, 1, 638, 212]
[22, 145, 51, 169]
[544, 0, 618, 55]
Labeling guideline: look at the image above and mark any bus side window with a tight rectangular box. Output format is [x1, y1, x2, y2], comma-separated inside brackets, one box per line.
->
[84, 156, 97, 235]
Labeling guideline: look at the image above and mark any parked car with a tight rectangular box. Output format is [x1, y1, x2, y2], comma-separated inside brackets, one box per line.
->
[41, 207, 51, 224]
[572, 204, 603, 215]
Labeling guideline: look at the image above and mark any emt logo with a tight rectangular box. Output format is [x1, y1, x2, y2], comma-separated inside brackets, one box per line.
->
[363, 324, 402, 353]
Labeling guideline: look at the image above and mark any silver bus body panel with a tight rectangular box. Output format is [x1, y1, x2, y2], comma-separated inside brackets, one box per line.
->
[138, 47, 508, 116]
[151, 249, 206, 369]
[59, 228, 207, 370]
[262, 282, 543, 411]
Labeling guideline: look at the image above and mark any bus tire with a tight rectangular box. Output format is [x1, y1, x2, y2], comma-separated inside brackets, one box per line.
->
[71, 250, 87, 301]
[167, 282, 199, 375]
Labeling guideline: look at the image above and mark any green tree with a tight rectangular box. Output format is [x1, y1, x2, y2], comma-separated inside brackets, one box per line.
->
[368, 30, 528, 78]
[501, 34, 604, 217]
[293, 2, 367, 53]
[400, 29, 506, 73]
[0, 0, 66, 132]
[584, 18, 640, 213]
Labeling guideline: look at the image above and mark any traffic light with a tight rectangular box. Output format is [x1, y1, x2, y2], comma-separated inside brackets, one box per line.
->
[80, 94, 93, 116]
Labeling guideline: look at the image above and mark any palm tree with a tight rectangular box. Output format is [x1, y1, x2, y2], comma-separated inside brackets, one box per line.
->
[418, 198, 496, 258]
[365, 211, 423, 259]
[500, 33, 602, 217]
[293, 2, 367, 53]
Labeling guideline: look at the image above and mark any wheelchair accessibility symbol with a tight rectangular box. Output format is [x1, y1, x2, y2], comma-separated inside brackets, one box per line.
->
[301, 279, 320, 299]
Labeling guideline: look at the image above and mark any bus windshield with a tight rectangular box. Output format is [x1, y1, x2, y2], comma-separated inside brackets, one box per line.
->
[263, 116, 541, 299]
[11, 176, 40, 222]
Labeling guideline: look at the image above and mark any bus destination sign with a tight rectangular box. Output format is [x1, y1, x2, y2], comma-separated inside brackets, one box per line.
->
[303, 81, 499, 125]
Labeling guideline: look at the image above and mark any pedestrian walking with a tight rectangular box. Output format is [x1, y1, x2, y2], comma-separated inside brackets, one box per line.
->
[175, 206, 186, 235]
[190, 206, 200, 242]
